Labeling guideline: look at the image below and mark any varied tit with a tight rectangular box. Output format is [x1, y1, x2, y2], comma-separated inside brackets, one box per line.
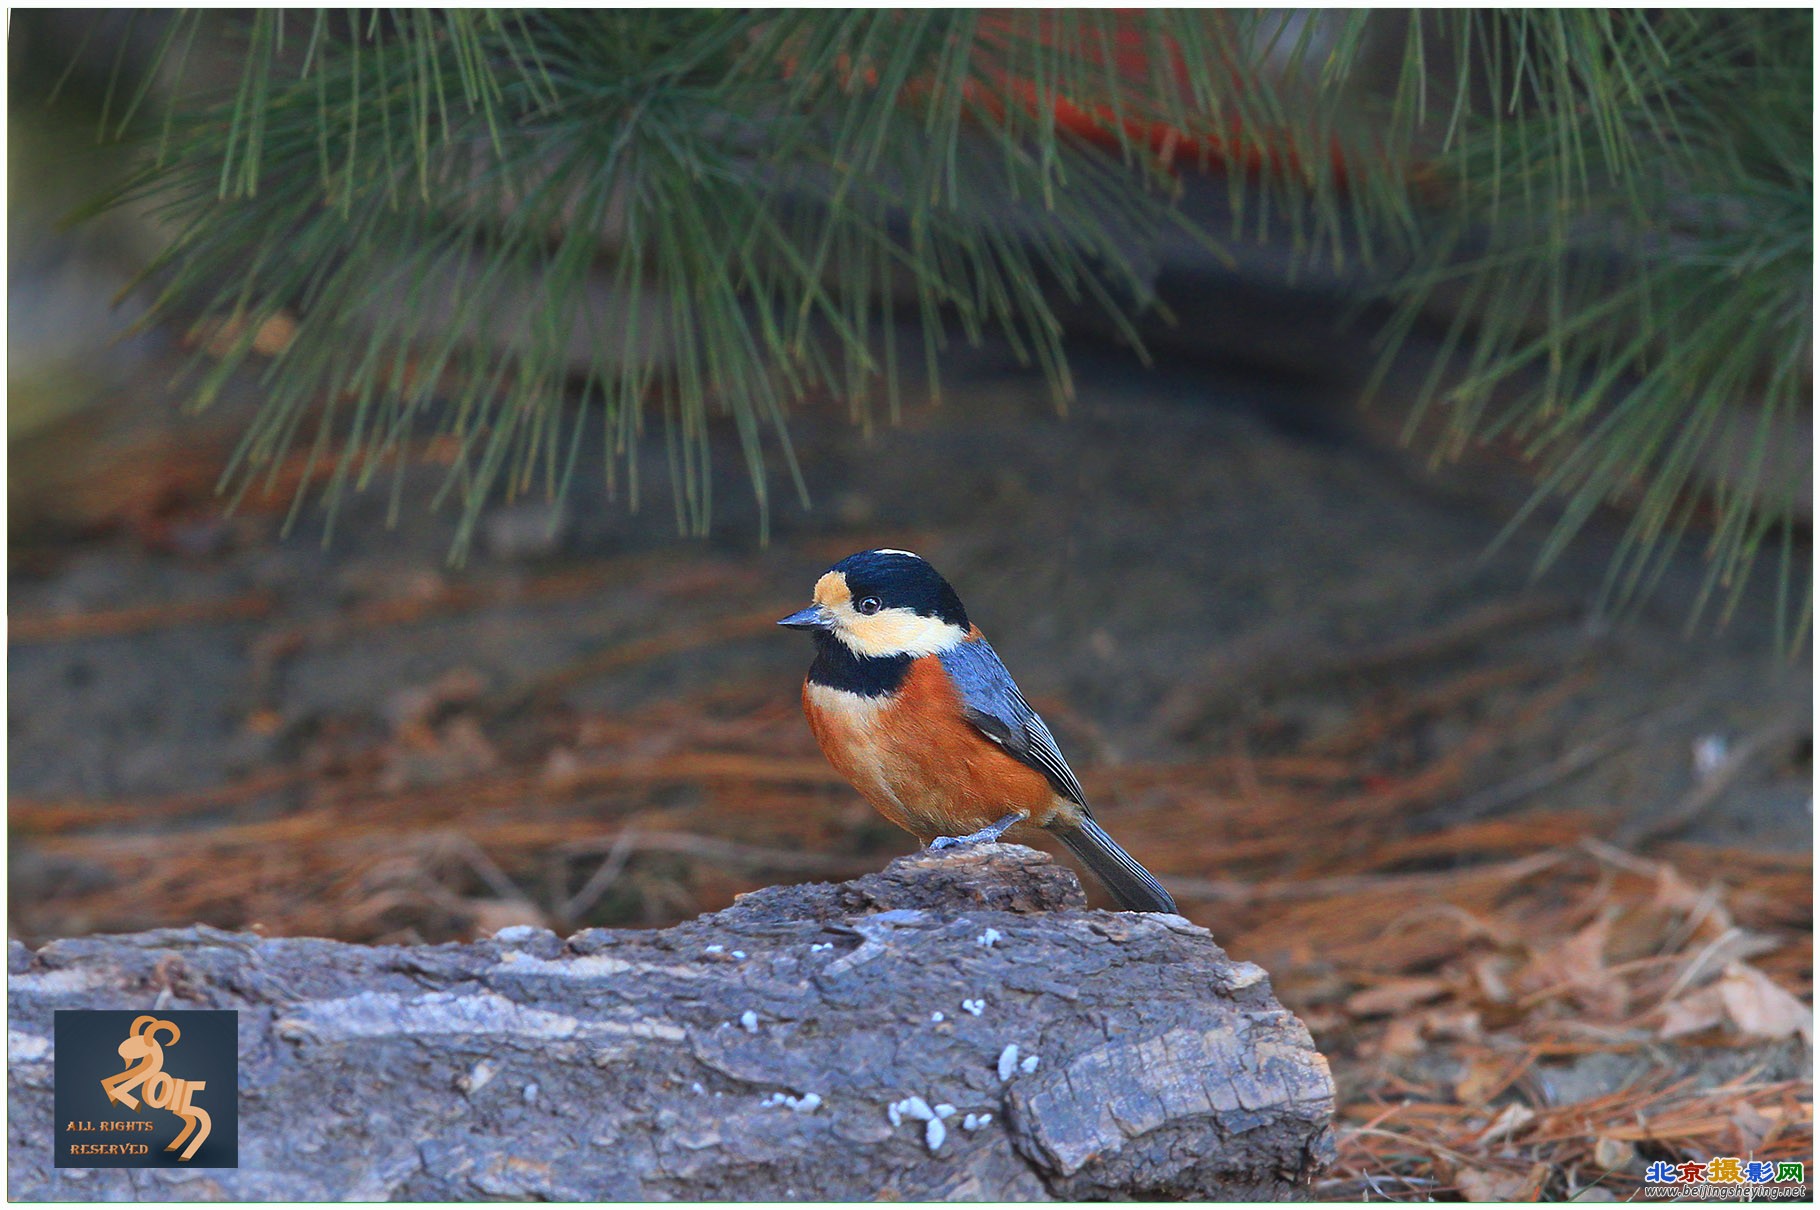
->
[779, 548, 1177, 914]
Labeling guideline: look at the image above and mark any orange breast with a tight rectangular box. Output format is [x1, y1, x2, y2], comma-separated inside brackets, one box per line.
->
[803, 655, 1059, 843]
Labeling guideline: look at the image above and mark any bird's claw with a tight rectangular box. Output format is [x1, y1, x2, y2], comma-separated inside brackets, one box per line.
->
[929, 814, 1022, 850]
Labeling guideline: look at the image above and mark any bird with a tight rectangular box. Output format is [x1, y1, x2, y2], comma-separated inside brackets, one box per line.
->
[778, 548, 1177, 914]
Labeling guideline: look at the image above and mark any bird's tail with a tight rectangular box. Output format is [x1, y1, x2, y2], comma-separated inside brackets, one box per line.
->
[1052, 816, 1177, 914]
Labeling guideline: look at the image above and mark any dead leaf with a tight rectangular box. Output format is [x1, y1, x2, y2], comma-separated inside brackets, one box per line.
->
[1592, 1136, 1635, 1170]
[1455, 1052, 1524, 1106]
[1471, 954, 1517, 1004]
[1606, 900, 1678, 964]
[1298, 1006, 1347, 1035]
[1480, 1102, 1535, 1144]
[1454, 1161, 1547, 1201]
[1728, 1102, 1776, 1154]
[1660, 962, 1812, 1042]
[1422, 1007, 1483, 1042]
[1652, 863, 1712, 915]
[1659, 986, 1728, 1039]
[1437, 904, 1520, 948]
[1715, 962, 1813, 1041]
[542, 746, 582, 788]
[385, 667, 490, 732]
[1519, 912, 1627, 1018]
[380, 716, 500, 791]
[1553, 913, 1613, 983]
[1346, 976, 1451, 1017]
[1376, 1015, 1424, 1058]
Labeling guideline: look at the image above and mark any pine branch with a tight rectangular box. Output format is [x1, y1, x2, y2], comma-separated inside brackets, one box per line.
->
[1373, 11, 1810, 640]
[76, 10, 1810, 641]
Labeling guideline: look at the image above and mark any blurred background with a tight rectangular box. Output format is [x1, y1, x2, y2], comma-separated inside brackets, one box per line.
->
[9, 11, 1811, 1200]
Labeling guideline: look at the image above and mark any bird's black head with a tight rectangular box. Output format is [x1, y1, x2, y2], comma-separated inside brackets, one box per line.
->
[777, 548, 970, 657]
[828, 549, 968, 628]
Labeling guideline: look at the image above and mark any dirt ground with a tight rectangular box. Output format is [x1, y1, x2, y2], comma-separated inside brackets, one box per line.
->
[9, 286, 1812, 1197]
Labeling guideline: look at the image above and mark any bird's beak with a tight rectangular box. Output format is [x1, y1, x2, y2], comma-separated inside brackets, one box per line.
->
[777, 604, 835, 631]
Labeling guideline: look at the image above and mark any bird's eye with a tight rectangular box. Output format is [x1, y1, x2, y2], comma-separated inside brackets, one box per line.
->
[855, 596, 883, 616]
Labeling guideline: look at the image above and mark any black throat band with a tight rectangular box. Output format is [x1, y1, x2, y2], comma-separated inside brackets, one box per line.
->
[806, 632, 911, 697]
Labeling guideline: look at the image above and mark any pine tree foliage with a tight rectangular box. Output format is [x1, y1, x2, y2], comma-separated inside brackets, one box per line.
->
[1367, 12, 1811, 638]
[79, 10, 1810, 638]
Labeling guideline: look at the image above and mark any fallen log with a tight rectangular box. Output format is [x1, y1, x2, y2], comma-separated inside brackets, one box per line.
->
[8, 845, 1334, 1199]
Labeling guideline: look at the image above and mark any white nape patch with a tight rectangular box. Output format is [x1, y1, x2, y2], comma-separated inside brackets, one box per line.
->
[870, 548, 921, 559]
[833, 606, 968, 659]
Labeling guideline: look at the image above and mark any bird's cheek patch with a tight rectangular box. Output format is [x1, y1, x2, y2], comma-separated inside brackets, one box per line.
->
[839, 608, 968, 658]
[812, 571, 851, 609]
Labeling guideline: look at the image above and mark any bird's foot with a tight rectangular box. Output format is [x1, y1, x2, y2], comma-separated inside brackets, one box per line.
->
[929, 813, 1023, 851]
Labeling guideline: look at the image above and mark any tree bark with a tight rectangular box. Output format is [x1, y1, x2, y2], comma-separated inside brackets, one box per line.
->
[9, 845, 1334, 1200]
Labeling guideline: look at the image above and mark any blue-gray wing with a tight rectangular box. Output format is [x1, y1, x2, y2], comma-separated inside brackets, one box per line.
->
[938, 637, 1090, 810]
